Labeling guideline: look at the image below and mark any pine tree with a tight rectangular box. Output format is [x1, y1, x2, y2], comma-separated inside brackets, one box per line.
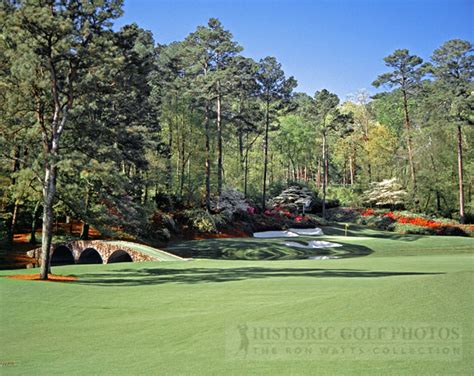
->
[256, 56, 296, 208]
[373, 49, 425, 200]
[3, 0, 123, 279]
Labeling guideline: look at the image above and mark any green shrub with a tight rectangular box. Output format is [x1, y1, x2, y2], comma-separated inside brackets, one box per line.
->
[394, 224, 467, 236]
[433, 226, 468, 237]
[182, 209, 217, 233]
[326, 207, 360, 222]
[147, 210, 179, 241]
[357, 215, 396, 231]
[463, 212, 474, 225]
[394, 223, 435, 235]
[306, 214, 330, 226]
[154, 192, 185, 210]
[213, 212, 231, 230]
[327, 186, 363, 207]
[268, 181, 288, 199]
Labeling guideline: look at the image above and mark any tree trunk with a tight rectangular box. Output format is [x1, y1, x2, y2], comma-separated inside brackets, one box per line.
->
[316, 158, 321, 189]
[216, 86, 223, 198]
[30, 200, 41, 244]
[322, 132, 327, 219]
[349, 154, 354, 185]
[238, 131, 244, 174]
[269, 153, 274, 185]
[262, 100, 270, 209]
[244, 136, 250, 199]
[179, 153, 186, 198]
[166, 118, 173, 192]
[423, 192, 431, 212]
[402, 89, 417, 196]
[324, 147, 329, 188]
[363, 116, 372, 182]
[457, 124, 465, 223]
[204, 104, 211, 210]
[343, 159, 347, 185]
[40, 164, 56, 280]
[80, 223, 90, 240]
[80, 187, 90, 240]
[9, 201, 19, 244]
[6, 147, 20, 244]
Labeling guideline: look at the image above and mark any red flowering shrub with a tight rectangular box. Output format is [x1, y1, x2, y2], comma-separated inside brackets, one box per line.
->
[359, 209, 470, 236]
[361, 208, 375, 217]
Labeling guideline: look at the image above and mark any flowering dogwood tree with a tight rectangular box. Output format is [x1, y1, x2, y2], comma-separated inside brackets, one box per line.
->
[364, 178, 408, 208]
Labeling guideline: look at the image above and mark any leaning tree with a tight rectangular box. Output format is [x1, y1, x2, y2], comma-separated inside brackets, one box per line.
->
[3, 0, 123, 279]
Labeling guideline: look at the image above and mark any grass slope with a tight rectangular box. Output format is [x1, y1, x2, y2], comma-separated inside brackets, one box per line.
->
[106, 240, 184, 261]
[1, 228, 473, 375]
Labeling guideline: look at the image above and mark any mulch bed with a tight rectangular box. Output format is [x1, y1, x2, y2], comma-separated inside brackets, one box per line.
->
[2, 274, 77, 282]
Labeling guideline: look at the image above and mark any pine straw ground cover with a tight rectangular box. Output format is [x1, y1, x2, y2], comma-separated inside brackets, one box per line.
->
[2, 274, 77, 282]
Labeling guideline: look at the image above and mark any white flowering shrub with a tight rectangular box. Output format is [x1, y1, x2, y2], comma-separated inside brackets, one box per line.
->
[211, 188, 251, 217]
[364, 178, 407, 208]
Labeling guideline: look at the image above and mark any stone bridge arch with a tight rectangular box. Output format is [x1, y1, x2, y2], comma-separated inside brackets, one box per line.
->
[78, 248, 103, 264]
[28, 240, 160, 266]
[51, 245, 75, 266]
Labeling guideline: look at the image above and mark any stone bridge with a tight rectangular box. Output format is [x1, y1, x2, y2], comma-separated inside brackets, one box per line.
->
[27, 240, 184, 266]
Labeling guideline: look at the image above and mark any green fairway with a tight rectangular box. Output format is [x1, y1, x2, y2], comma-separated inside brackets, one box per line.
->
[1, 228, 473, 375]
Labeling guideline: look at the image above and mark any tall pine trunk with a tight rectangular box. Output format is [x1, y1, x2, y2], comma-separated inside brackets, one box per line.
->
[216, 87, 223, 198]
[204, 104, 211, 210]
[166, 116, 173, 192]
[238, 131, 245, 192]
[402, 89, 417, 196]
[179, 138, 186, 198]
[261, 100, 270, 209]
[6, 147, 20, 244]
[349, 154, 355, 185]
[316, 158, 321, 189]
[457, 124, 465, 223]
[322, 132, 327, 219]
[244, 133, 250, 198]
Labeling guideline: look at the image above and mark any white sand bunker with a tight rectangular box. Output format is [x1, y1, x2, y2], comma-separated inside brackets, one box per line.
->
[288, 228, 324, 236]
[253, 230, 300, 238]
[253, 227, 323, 238]
[283, 240, 343, 249]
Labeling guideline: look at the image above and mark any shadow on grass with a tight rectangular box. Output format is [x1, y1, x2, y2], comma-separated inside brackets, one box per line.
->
[75, 267, 443, 286]
[165, 240, 374, 261]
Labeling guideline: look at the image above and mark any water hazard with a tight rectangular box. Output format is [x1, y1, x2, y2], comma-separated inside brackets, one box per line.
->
[165, 238, 373, 261]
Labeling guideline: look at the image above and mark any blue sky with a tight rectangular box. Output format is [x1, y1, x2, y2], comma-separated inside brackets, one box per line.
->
[115, 0, 473, 100]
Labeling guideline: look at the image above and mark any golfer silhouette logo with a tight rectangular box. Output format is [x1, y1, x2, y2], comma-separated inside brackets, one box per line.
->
[236, 324, 249, 355]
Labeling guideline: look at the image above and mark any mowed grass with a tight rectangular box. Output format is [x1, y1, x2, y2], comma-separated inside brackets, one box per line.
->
[0, 228, 473, 375]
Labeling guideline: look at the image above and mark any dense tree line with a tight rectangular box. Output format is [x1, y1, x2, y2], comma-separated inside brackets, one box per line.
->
[0, 1, 472, 279]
